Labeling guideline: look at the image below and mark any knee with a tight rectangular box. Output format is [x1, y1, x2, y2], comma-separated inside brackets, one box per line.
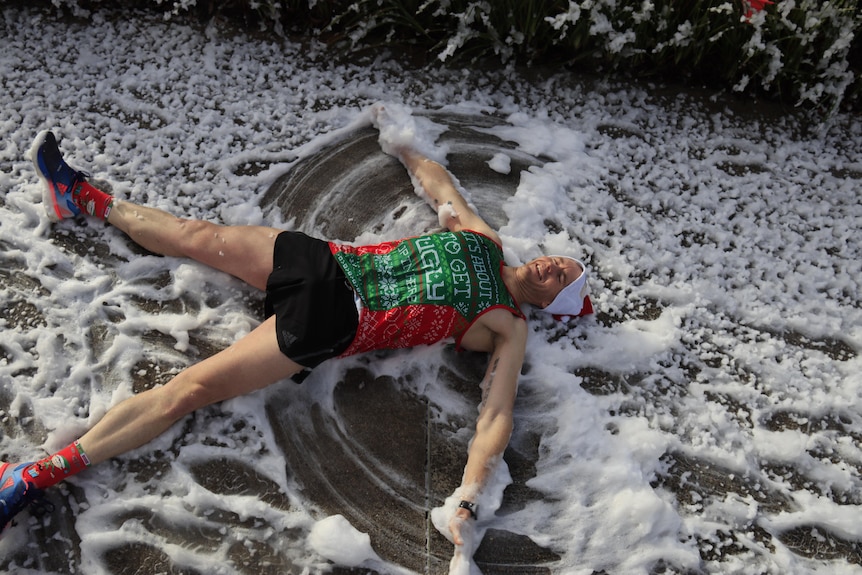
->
[158, 371, 218, 421]
[174, 218, 219, 256]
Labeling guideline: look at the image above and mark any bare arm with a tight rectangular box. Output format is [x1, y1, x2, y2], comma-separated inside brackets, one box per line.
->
[397, 148, 501, 245]
[398, 139, 517, 501]
[449, 311, 527, 546]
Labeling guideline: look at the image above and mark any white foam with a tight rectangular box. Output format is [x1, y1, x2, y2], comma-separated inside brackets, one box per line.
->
[0, 6, 860, 575]
[308, 514, 379, 566]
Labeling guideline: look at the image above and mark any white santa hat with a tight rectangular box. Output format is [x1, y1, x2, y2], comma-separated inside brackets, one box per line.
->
[539, 257, 593, 320]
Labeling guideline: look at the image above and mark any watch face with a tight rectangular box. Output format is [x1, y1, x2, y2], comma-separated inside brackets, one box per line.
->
[459, 500, 478, 518]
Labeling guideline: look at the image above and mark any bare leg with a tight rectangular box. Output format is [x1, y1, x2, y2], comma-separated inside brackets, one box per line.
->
[107, 200, 281, 291]
[78, 315, 301, 464]
[73, 203, 301, 462]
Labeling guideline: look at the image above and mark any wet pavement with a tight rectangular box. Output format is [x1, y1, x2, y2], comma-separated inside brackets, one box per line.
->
[3, 104, 859, 574]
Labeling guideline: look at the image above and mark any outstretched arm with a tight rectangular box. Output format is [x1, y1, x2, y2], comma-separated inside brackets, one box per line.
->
[397, 148, 501, 244]
[448, 311, 527, 546]
[370, 103, 499, 242]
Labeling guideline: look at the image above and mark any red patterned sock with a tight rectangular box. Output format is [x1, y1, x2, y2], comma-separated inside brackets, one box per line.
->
[25, 440, 91, 490]
[73, 180, 114, 220]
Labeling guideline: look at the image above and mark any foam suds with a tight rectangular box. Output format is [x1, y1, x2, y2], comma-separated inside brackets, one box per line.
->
[0, 5, 859, 575]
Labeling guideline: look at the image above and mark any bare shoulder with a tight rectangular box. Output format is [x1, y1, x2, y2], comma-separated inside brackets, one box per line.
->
[460, 308, 527, 352]
[455, 218, 501, 246]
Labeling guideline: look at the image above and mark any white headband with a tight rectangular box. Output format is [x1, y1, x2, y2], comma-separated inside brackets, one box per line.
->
[540, 257, 590, 316]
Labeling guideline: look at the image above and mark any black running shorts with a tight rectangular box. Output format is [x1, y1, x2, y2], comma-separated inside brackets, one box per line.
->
[264, 231, 358, 372]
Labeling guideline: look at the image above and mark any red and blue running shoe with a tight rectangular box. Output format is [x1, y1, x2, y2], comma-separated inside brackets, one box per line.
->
[30, 131, 88, 221]
[0, 462, 42, 531]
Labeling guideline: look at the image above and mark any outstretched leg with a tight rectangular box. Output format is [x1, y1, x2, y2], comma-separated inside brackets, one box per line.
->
[32, 129, 281, 290]
[78, 315, 301, 465]
[107, 201, 280, 291]
[1, 312, 302, 530]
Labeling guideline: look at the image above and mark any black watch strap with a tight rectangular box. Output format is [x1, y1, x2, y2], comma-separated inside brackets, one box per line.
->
[458, 500, 478, 520]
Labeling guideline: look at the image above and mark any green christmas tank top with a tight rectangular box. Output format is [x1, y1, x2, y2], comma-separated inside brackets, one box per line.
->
[329, 230, 523, 355]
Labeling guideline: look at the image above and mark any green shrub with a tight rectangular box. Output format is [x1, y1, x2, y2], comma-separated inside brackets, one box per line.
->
[41, 0, 862, 112]
[336, 0, 860, 113]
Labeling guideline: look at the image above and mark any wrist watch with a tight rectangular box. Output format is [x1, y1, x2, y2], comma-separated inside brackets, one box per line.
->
[458, 500, 478, 520]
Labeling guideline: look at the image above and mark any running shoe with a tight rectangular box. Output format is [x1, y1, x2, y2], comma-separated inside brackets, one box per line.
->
[0, 462, 42, 531]
[30, 131, 88, 221]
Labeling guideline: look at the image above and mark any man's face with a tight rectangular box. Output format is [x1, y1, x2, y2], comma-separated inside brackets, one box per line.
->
[520, 256, 583, 308]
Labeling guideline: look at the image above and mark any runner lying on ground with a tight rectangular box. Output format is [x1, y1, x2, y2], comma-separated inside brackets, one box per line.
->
[0, 107, 591, 566]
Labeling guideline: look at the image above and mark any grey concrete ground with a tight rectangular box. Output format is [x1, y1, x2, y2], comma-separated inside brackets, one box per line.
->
[1, 67, 859, 573]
